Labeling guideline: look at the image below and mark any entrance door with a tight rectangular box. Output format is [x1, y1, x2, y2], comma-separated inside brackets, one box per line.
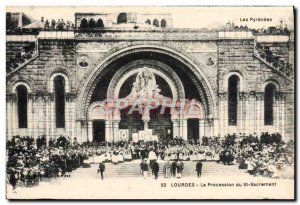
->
[148, 107, 173, 143]
[93, 120, 105, 143]
[187, 119, 199, 142]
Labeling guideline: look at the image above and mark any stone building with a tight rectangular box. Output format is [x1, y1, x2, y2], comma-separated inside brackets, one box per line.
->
[6, 12, 294, 143]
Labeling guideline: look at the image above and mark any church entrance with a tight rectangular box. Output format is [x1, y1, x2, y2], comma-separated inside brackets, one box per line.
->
[119, 107, 144, 140]
[148, 106, 173, 143]
[93, 120, 105, 143]
[187, 119, 199, 143]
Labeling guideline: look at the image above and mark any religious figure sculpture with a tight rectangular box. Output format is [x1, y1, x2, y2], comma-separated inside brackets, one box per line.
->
[127, 67, 162, 99]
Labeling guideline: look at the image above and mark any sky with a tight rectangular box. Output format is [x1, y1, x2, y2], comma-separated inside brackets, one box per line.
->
[6, 6, 294, 29]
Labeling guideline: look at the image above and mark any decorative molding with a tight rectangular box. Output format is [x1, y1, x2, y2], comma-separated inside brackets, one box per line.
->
[65, 93, 77, 102]
[74, 31, 219, 41]
[77, 54, 91, 68]
[6, 93, 17, 102]
[47, 93, 55, 101]
[76, 42, 124, 53]
[218, 92, 228, 101]
[255, 92, 264, 101]
[168, 42, 217, 53]
[238, 91, 249, 100]
[276, 92, 287, 101]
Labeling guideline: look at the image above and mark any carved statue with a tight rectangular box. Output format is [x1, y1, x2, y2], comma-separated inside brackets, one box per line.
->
[127, 67, 162, 99]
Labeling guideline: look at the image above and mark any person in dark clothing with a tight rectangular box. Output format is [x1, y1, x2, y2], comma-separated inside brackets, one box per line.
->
[98, 162, 105, 180]
[9, 169, 18, 190]
[196, 161, 203, 178]
[152, 160, 159, 179]
[140, 159, 149, 179]
[171, 160, 177, 178]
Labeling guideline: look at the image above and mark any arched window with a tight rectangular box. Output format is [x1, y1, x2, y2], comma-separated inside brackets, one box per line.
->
[161, 19, 167, 28]
[153, 19, 159, 27]
[96, 18, 104, 28]
[145, 19, 151, 25]
[89, 18, 96, 29]
[16, 85, 28, 128]
[228, 75, 240, 125]
[80, 18, 88, 29]
[117, 13, 127, 24]
[264, 84, 276, 125]
[54, 76, 65, 128]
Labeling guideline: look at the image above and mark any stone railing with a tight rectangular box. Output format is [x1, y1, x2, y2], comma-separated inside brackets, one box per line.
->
[6, 35, 38, 42]
[254, 46, 293, 79]
[38, 31, 75, 39]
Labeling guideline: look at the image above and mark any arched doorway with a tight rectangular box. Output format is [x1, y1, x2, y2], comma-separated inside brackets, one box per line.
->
[89, 104, 106, 143]
[79, 46, 216, 142]
[148, 106, 173, 143]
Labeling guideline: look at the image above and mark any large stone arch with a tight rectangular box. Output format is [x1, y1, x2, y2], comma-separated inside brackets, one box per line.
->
[76, 45, 216, 120]
[107, 59, 185, 100]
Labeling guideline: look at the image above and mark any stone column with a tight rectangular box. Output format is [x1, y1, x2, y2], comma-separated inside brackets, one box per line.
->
[81, 121, 88, 142]
[105, 121, 111, 142]
[112, 120, 120, 142]
[6, 94, 15, 140]
[280, 94, 286, 140]
[142, 109, 150, 130]
[182, 119, 188, 141]
[218, 92, 227, 137]
[6, 99, 11, 140]
[45, 95, 50, 137]
[77, 121, 83, 143]
[27, 93, 34, 138]
[275, 93, 280, 132]
[65, 93, 73, 137]
[49, 93, 55, 138]
[255, 92, 264, 134]
[238, 92, 243, 134]
[87, 120, 93, 142]
[172, 119, 179, 139]
[11, 94, 17, 136]
[199, 119, 205, 142]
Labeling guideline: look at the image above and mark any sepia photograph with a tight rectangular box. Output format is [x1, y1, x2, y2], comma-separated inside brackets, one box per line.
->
[5, 5, 295, 200]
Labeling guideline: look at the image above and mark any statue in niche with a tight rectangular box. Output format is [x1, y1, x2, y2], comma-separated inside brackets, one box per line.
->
[127, 67, 162, 99]
[206, 57, 215, 67]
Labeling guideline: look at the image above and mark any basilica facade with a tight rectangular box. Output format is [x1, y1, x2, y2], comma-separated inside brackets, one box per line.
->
[6, 12, 295, 143]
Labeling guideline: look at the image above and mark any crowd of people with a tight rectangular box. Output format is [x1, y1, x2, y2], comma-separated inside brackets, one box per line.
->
[224, 21, 291, 34]
[255, 44, 293, 77]
[6, 27, 40, 35]
[6, 135, 87, 190]
[6, 45, 35, 73]
[6, 17, 75, 35]
[42, 17, 75, 30]
[7, 132, 294, 190]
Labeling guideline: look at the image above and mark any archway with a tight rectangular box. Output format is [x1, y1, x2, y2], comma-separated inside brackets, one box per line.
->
[96, 18, 104, 28]
[78, 45, 216, 142]
[117, 13, 127, 24]
[80, 18, 88, 29]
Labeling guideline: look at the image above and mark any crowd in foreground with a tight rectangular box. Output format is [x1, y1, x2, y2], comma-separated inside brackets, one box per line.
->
[7, 45, 35, 73]
[7, 132, 294, 190]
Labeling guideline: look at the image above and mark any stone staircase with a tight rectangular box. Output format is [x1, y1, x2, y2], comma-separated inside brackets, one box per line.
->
[70, 161, 250, 179]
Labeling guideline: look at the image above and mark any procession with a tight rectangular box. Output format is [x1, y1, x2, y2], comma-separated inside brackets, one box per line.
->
[5, 6, 295, 200]
[6, 131, 294, 191]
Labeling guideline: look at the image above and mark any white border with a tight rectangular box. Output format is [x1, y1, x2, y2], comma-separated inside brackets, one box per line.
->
[1, 1, 298, 204]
